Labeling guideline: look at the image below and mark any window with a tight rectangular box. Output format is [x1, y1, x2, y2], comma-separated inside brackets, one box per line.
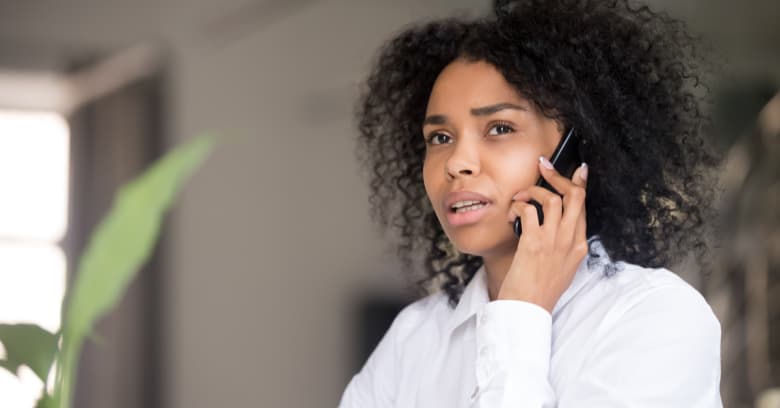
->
[0, 110, 69, 407]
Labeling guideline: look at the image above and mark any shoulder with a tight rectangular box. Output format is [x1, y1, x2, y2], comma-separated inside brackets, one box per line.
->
[616, 261, 714, 314]
[555, 260, 723, 405]
[578, 238, 720, 335]
[382, 290, 450, 345]
[593, 260, 721, 342]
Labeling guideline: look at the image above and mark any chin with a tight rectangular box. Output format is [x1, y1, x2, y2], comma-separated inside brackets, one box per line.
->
[446, 224, 515, 257]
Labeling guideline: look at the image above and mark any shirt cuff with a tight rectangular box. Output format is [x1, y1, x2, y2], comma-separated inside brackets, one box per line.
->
[474, 300, 553, 387]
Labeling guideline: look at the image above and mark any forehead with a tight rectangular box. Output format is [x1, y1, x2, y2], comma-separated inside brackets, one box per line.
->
[426, 59, 526, 113]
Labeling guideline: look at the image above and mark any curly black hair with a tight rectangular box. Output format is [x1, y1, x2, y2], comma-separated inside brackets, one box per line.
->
[355, 0, 723, 307]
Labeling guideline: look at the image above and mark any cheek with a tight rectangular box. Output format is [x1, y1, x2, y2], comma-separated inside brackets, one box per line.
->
[422, 154, 452, 229]
[422, 157, 440, 205]
[488, 144, 543, 197]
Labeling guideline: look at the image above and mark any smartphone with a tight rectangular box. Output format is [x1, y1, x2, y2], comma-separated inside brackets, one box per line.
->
[514, 127, 581, 237]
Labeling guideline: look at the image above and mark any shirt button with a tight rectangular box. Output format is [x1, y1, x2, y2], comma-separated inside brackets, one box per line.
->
[476, 360, 492, 384]
[478, 313, 488, 326]
[479, 345, 489, 357]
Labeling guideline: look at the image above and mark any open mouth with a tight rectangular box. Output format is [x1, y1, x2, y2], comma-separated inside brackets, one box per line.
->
[450, 200, 488, 213]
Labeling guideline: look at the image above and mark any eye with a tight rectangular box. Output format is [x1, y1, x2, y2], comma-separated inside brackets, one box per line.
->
[487, 122, 515, 136]
[426, 132, 452, 145]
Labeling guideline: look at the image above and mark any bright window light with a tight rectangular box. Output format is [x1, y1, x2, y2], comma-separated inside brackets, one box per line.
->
[0, 367, 44, 408]
[0, 108, 69, 408]
[0, 110, 69, 241]
[0, 243, 66, 333]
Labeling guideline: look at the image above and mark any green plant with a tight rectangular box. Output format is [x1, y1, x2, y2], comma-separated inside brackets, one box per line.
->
[0, 134, 215, 408]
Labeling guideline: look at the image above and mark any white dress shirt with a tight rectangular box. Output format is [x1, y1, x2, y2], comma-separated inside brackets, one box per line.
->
[339, 236, 723, 407]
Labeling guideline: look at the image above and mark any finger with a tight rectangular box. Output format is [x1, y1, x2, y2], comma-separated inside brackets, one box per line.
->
[511, 200, 542, 239]
[571, 162, 589, 188]
[506, 196, 535, 225]
[556, 184, 586, 249]
[560, 184, 585, 230]
[571, 163, 588, 245]
[561, 163, 587, 236]
[538, 156, 579, 196]
[573, 202, 587, 245]
[522, 186, 563, 234]
[506, 190, 531, 223]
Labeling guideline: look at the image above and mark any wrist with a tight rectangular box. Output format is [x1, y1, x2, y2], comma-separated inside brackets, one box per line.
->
[495, 290, 553, 314]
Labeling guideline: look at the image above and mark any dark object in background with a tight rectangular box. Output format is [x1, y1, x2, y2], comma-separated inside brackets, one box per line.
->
[711, 79, 778, 153]
[353, 296, 409, 373]
[708, 81, 780, 408]
[67, 67, 167, 408]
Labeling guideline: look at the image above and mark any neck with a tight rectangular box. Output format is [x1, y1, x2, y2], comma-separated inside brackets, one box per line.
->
[481, 241, 518, 301]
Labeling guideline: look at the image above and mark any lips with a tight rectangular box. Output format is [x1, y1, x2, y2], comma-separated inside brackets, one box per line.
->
[444, 191, 492, 210]
[443, 191, 493, 227]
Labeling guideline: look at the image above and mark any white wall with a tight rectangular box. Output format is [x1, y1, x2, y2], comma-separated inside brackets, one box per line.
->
[160, 1, 484, 406]
[0, 0, 777, 407]
[0, 0, 484, 406]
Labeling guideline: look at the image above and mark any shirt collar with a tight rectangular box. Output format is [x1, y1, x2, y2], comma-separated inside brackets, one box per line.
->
[445, 235, 609, 334]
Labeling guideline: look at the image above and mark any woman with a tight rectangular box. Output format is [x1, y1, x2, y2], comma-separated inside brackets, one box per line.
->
[341, 0, 724, 406]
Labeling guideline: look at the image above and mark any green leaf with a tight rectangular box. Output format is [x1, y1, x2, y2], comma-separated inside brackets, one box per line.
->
[35, 393, 56, 408]
[56, 134, 216, 408]
[0, 324, 58, 382]
[0, 359, 16, 372]
[63, 133, 214, 343]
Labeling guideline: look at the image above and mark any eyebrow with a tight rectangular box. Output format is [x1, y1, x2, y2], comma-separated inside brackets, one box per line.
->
[422, 103, 527, 126]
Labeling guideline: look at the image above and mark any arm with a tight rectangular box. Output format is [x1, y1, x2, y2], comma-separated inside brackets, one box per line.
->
[472, 285, 722, 408]
[471, 300, 556, 407]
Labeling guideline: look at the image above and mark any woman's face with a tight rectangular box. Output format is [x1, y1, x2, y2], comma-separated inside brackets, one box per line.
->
[422, 59, 563, 257]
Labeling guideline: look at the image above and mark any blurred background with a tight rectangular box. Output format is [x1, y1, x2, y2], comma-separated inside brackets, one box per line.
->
[0, 0, 777, 407]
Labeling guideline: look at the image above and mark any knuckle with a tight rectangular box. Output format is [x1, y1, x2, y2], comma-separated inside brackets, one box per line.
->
[566, 187, 586, 204]
[546, 194, 562, 208]
[521, 204, 537, 217]
[510, 202, 526, 216]
[573, 241, 589, 256]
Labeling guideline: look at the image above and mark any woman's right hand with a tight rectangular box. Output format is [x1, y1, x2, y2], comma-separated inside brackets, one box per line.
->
[499, 156, 589, 313]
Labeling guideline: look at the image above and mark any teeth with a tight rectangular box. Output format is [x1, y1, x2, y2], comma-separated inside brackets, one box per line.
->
[451, 200, 483, 209]
[454, 203, 487, 213]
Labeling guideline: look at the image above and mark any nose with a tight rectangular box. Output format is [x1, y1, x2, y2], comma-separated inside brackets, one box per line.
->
[445, 142, 480, 180]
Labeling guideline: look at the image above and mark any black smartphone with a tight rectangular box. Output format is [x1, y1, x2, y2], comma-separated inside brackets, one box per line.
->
[514, 127, 581, 237]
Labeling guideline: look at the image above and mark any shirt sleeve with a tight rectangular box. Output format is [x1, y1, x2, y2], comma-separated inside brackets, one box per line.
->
[472, 285, 723, 408]
[472, 300, 557, 407]
[338, 307, 403, 408]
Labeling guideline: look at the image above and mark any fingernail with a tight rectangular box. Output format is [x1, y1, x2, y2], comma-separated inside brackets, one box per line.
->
[580, 162, 588, 181]
[539, 156, 554, 170]
[512, 191, 527, 201]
